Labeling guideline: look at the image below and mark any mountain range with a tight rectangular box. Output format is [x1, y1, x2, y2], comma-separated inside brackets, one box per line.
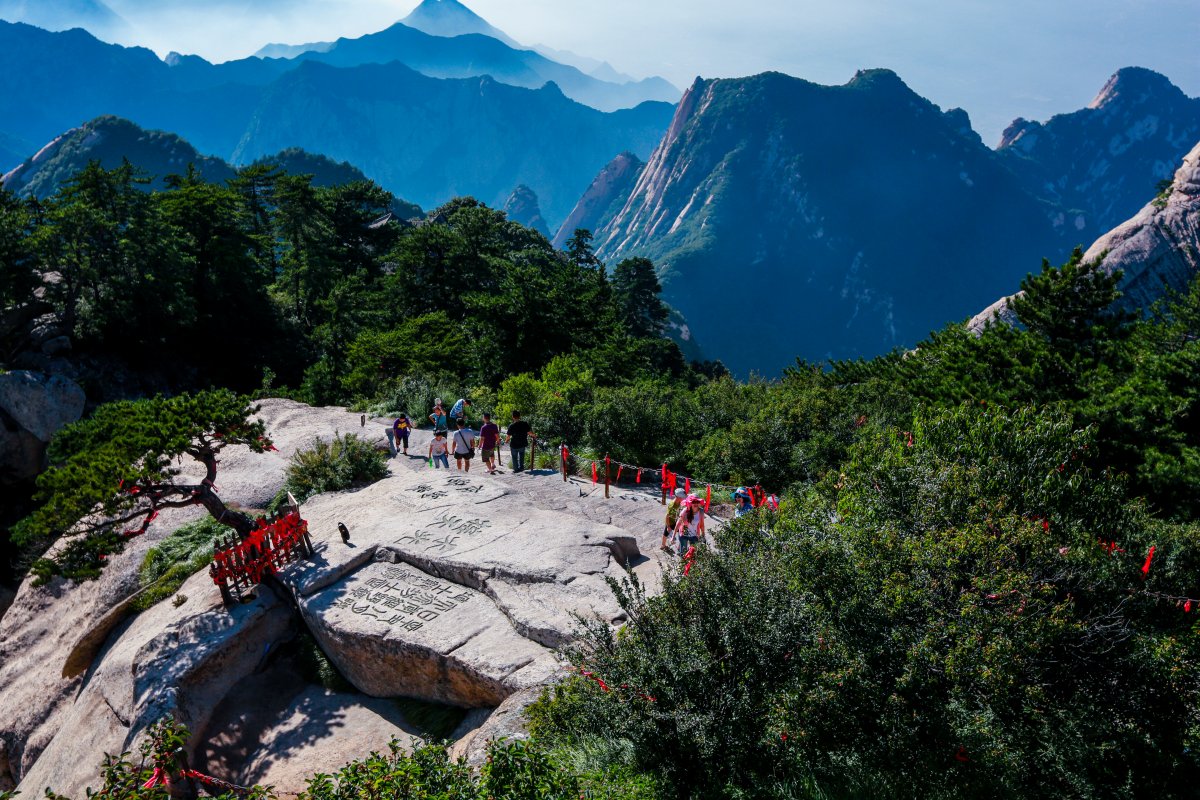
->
[0, 115, 424, 220]
[0, 0, 126, 38]
[565, 68, 1200, 374]
[0, 20, 673, 226]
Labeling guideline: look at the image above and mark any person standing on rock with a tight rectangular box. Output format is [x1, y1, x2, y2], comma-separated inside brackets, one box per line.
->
[674, 495, 707, 558]
[479, 413, 501, 474]
[663, 488, 686, 552]
[506, 411, 533, 473]
[392, 413, 413, 457]
[452, 418, 477, 472]
[428, 430, 450, 468]
[429, 400, 448, 435]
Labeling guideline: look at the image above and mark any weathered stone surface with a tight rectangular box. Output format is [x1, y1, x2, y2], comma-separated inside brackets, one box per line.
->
[0, 400, 377, 789]
[300, 559, 559, 707]
[16, 570, 292, 799]
[199, 653, 423, 798]
[2, 406, 707, 792]
[0, 370, 85, 443]
[449, 686, 546, 767]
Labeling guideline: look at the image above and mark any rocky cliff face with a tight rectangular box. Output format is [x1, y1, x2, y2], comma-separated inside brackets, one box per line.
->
[969, 138, 1200, 333]
[552, 151, 643, 248]
[0, 400, 687, 796]
[502, 184, 551, 238]
[997, 67, 1200, 243]
[587, 70, 1063, 373]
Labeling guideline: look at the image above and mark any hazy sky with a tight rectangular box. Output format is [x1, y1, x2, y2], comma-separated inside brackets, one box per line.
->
[104, 0, 1200, 145]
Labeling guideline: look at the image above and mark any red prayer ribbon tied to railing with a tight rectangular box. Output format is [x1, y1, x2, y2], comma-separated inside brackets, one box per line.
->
[210, 511, 308, 588]
[563, 449, 779, 508]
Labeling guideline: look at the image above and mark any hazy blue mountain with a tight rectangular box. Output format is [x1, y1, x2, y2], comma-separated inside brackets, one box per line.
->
[401, 0, 520, 48]
[1, 116, 425, 220]
[252, 40, 334, 60]
[280, 21, 679, 113]
[997, 67, 1200, 246]
[502, 184, 550, 238]
[0, 22, 669, 226]
[0, 0, 126, 38]
[1, 115, 235, 196]
[230, 61, 673, 224]
[579, 70, 1068, 375]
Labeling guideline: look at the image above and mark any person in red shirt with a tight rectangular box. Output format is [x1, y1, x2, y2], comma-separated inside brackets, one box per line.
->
[479, 413, 501, 474]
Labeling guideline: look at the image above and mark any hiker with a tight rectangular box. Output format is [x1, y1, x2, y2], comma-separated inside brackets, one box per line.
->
[674, 494, 707, 558]
[733, 487, 754, 518]
[452, 418, 477, 472]
[663, 488, 686, 552]
[506, 411, 533, 473]
[450, 397, 472, 424]
[429, 400, 448, 434]
[392, 413, 413, 456]
[428, 430, 450, 468]
[479, 413, 501, 474]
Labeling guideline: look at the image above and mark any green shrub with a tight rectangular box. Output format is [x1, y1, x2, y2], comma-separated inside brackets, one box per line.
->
[533, 404, 1200, 799]
[133, 518, 233, 611]
[277, 432, 388, 507]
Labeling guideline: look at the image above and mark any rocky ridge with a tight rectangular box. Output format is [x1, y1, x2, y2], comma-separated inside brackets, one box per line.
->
[968, 137, 1200, 333]
[1, 400, 686, 796]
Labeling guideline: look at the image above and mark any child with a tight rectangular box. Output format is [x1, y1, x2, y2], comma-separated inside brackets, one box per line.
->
[663, 488, 685, 552]
[674, 494, 707, 557]
[428, 430, 450, 468]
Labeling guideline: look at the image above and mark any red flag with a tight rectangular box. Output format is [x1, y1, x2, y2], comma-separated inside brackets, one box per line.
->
[685, 477, 691, 494]
[705, 484, 712, 511]
[592, 462, 598, 484]
[1142, 545, 1156, 576]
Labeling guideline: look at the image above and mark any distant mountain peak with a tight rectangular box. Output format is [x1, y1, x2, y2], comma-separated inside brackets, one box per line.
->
[1089, 66, 1185, 110]
[401, 0, 520, 48]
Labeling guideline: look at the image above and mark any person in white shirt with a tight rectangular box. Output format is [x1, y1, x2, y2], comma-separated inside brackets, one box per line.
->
[452, 418, 477, 472]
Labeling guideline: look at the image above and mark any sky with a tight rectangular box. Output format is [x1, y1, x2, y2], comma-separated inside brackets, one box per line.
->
[101, 0, 1200, 145]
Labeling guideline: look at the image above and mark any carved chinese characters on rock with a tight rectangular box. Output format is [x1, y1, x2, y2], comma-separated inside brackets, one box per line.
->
[396, 510, 492, 553]
[332, 566, 473, 631]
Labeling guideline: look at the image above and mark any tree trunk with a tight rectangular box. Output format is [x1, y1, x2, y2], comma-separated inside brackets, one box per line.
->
[194, 449, 255, 538]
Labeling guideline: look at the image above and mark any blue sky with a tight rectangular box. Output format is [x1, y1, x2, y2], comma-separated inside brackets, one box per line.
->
[104, 0, 1200, 145]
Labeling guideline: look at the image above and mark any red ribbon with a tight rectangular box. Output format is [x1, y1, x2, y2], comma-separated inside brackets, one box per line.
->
[636, 469, 642, 484]
[1142, 545, 1156, 576]
[592, 462, 598, 484]
[705, 484, 711, 511]
[1186, 600, 1193, 613]
[683, 544, 696, 577]
[616, 465, 623, 483]
[685, 477, 691, 494]
[143, 767, 168, 789]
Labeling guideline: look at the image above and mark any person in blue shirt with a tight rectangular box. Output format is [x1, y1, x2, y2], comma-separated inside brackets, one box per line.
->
[450, 397, 471, 423]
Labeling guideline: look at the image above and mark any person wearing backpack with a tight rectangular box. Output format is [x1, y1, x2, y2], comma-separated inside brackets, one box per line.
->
[452, 418, 477, 472]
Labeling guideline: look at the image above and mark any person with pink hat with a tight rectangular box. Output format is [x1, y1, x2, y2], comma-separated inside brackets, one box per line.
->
[673, 493, 707, 557]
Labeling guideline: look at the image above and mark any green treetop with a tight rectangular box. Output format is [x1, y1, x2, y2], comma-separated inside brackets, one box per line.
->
[14, 390, 273, 583]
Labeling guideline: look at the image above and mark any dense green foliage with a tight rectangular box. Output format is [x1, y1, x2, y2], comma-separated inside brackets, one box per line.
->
[24, 717, 650, 800]
[13, 389, 270, 581]
[133, 517, 234, 612]
[533, 405, 1200, 798]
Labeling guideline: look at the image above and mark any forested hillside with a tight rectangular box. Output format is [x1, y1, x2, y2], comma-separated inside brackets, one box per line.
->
[3, 155, 1200, 797]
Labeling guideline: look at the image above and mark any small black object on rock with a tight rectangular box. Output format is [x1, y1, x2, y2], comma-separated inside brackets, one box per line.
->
[338, 522, 351, 543]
